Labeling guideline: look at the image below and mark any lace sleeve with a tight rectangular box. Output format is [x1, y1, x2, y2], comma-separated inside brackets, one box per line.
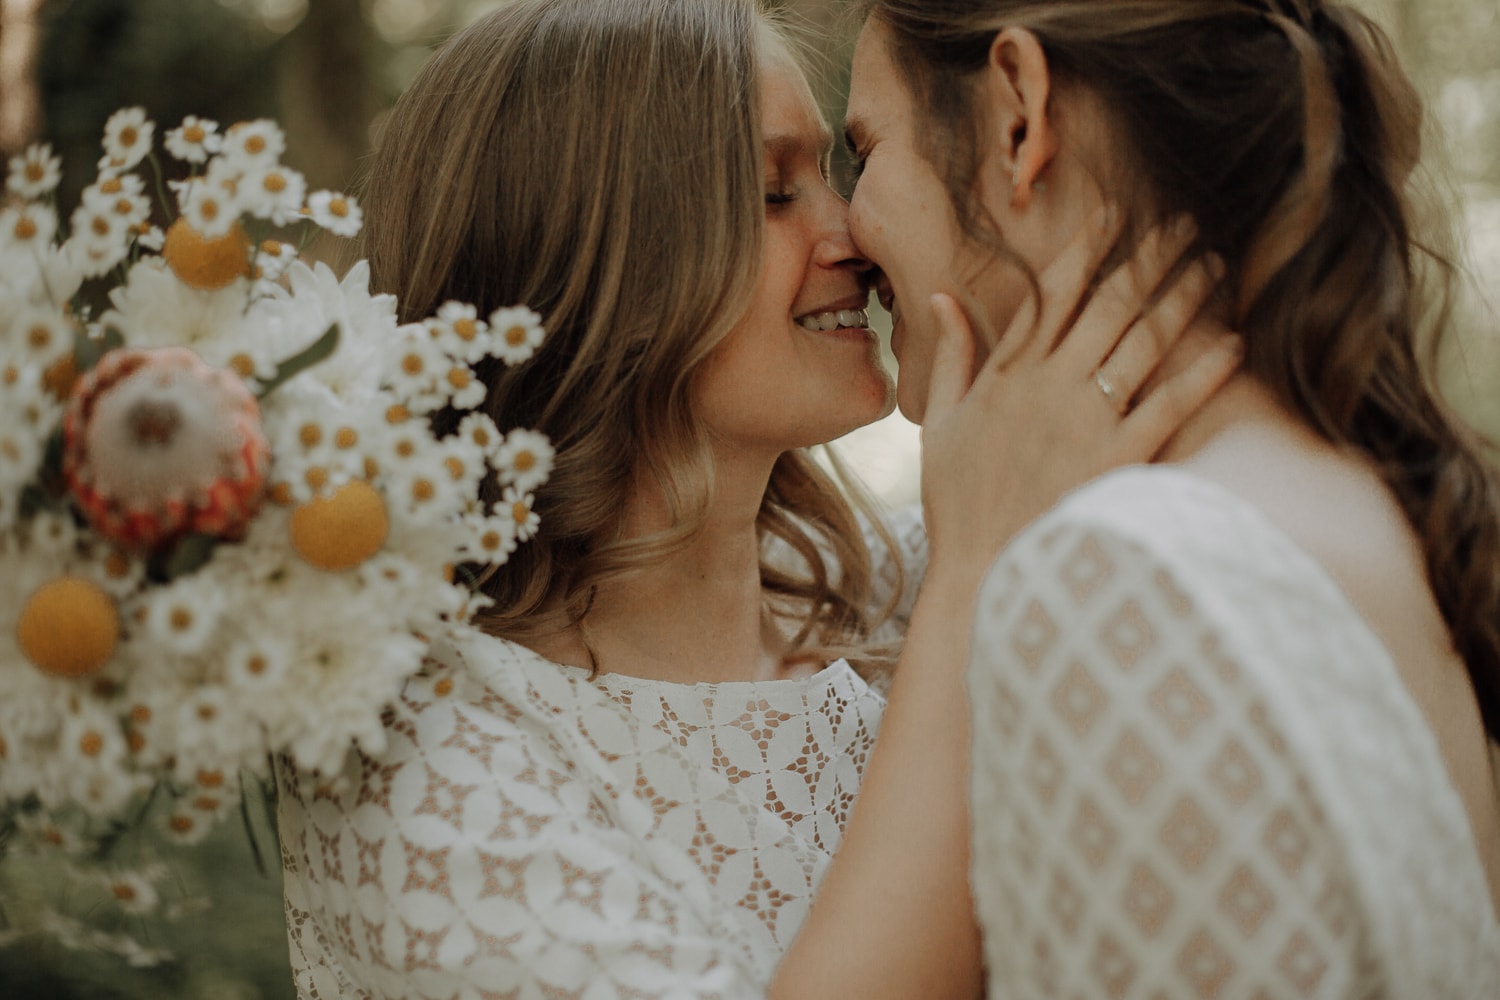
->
[966, 518, 1369, 998]
[277, 658, 761, 1000]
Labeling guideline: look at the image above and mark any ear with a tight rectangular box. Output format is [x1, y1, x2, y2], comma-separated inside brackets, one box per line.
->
[982, 27, 1058, 209]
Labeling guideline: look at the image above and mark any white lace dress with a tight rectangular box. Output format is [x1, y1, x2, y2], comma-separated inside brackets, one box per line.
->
[968, 466, 1500, 998]
[276, 511, 926, 1000]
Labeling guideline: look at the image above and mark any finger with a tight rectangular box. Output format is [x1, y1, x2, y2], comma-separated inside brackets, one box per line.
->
[1094, 253, 1226, 406]
[1054, 213, 1200, 373]
[924, 293, 979, 423]
[1116, 334, 1244, 460]
[1001, 203, 1122, 369]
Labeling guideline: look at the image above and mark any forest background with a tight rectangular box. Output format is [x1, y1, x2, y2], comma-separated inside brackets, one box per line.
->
[0, 0, 1496, 996]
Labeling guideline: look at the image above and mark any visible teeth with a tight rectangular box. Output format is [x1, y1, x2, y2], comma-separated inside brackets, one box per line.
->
[798, 308, 869, 332]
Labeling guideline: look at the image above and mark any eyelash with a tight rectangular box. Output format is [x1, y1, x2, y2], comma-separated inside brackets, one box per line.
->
[766, 189, 795, 207]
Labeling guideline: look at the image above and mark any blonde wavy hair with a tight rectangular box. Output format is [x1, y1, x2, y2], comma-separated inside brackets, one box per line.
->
[360, 0, 895, 667]
[867, 0, 1500, 739]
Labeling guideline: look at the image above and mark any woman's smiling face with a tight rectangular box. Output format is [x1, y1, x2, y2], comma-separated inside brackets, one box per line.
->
[693, 38, 894, 457]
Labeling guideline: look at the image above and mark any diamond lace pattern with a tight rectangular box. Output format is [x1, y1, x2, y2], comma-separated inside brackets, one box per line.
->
[969, 467, 1500, 999]
[277, 509, 926, 999]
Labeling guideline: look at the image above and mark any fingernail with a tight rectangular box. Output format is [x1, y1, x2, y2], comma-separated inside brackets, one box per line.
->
[1172, 214, 1199, 241]
[1206, 253, 1227, 280]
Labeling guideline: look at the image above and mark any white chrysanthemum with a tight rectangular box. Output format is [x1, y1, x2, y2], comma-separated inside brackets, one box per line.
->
[487, 306, 546, 365]
[97, 259, 262, 367]
[163, 116, 222, 164]
[501, 486, 541, 542]
[0, 202, 59, 256]
[495, 428, 554, 494]
[305, 190, 362, 237]
[79, 171, 145, 210]
[178, 178, 239, 239]
[98, 108, 154, 174]
[7, 143, 62, 199]
[427, 301, 491, 364]
[13, 813, 86, 854]
[264, 261, 403, 406]
[220, 119, 285, 170]
[240, 164, 306, 226]
[65, 202, 131, 279]
[136, 225, 165, 252]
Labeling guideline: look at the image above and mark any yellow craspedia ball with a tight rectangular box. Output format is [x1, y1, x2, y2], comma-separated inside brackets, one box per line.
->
[17, 577, 120, 679]
[289, 480, 390, 571]
[162, 219, 253, 291]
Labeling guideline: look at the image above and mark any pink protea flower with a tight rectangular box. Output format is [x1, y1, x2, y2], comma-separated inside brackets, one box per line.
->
[62, 347, 270, 552]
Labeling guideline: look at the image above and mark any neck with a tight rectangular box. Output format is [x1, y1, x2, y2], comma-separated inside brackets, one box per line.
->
[570, 446, 794, 684]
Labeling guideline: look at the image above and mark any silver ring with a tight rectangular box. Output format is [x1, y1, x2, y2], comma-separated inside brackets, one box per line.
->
[1093, 366, 1127, 414]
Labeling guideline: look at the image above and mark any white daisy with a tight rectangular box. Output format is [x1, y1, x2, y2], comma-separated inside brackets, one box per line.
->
[140, 581, 226, 655]
[162, 115, 222, 164]
[7, 143, 62, 199]
[0, 202, 59, 256]
[501, 486, 541, 541]
[383, 329, 451, 414]
[240, 164, 306, 226]
[305, 190, 362, 237]
[487, 305, 546, 365]
[441, 361, 487, 409]
[458, 510, 519, 564]
[454, 411, 504, 461]
[219, 119, 285, 170]
[136, 225, 165, 252]
[98, 107, 154, 174]
[101, 870, 160, 916]
[65, 202, 131, 278]
[223, 632, 292, 691]
[177, 178, 239, 239]
[253, 240, 297, 282]
[495, 428, 554, 494]
[426, 301, 491, 364]
[11, 306, 76, 369]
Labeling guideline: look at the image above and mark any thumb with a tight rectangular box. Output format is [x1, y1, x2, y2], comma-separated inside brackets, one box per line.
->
[923, 293, 978, 423]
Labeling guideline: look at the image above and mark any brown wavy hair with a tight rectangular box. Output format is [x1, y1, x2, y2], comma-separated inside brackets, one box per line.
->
[865, 0, 1500, 738]
[360, 0, 893, 665]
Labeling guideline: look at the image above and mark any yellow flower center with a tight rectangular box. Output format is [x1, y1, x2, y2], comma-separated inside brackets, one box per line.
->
[386, 404, 410, 424]
[183, 124, 206, 143]
[289, 480, 390, 572]
[263, 173, 287, 194]
[299, 423, 323, 448]
[453, 318, 478, 341]
[162, 219, 253, 291]
[412, 479, 435, 502]
[335, 427, 358, 449]
[18, 577, 119, 678]
[79, 731, 104, 757]
[90, 216, 111, 236]
[505, 325, 527, 347]
[512, 501, 531, 525]
[245, 135, 267, 155]
[514, 450, 535, 472]
[101, 177, 123, 194]
[328, 197, 349, 218]
[444, 457, 465, 480]
[25, 162, 44, 182]
[120, 126, 138, 148]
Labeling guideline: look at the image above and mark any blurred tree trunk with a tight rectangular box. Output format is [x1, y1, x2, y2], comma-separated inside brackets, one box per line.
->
[277, 0, 380, 194]
[0, 0, 46, 154]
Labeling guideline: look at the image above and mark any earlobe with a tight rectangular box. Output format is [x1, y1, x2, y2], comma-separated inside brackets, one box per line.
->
[986, 27, 1058, 209]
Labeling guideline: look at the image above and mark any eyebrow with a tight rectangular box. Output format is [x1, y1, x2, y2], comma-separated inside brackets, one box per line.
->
[764, 126, 835, 162]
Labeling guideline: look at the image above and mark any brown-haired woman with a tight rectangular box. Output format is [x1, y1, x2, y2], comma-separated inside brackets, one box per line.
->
[274, 0, 1240, 996]
[841, 0, 1500, 994]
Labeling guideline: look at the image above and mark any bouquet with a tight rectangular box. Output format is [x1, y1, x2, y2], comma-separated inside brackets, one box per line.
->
[0, 109, 551, 962]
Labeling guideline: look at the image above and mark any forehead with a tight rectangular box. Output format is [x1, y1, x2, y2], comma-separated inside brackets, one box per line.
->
[846, 20, 902, 128]
[760, 36, 832, 150]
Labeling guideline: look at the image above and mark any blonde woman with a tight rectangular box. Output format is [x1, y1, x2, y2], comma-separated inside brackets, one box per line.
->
[841, 0, 1500, 995]
[274, 1, 1238, 996]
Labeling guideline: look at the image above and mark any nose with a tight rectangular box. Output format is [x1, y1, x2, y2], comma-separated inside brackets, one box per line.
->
[813, 195, 873, 276]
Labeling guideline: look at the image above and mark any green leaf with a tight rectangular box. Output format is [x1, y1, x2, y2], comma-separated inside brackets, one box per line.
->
[72, 326, 126, 375]
[148, 533, 218, 582]
[255, 323, 340, 399]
